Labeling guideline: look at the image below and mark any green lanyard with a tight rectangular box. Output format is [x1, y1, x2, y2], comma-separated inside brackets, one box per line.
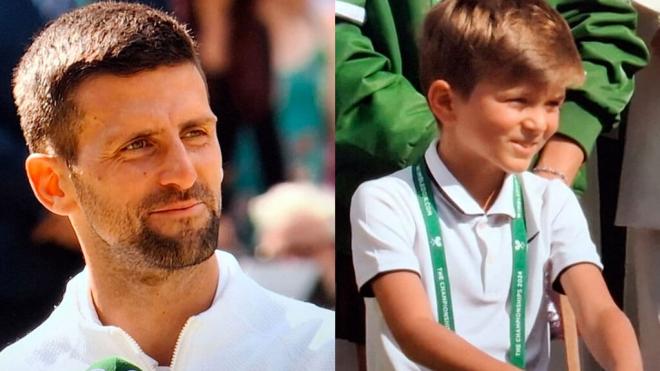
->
[412, 160, 528, 368]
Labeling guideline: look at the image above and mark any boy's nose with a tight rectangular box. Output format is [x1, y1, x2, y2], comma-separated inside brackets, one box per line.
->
[158, 139, 198, 190]
[522, 107, 548, 133]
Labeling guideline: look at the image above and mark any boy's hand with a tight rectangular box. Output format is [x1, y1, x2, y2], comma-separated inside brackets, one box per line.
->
[560, 263, 643, 371]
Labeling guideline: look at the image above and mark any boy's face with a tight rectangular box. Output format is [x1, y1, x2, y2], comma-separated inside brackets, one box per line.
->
[449, 78, 565, 174]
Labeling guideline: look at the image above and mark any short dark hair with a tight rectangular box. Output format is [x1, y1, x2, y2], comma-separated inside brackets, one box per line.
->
[13, 1, 202, 162]
[419, 0, 585, 98]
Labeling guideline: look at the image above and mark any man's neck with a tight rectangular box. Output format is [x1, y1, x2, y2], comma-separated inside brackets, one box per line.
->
[437, 140, 505, 211]
[87, 254, 219, 366]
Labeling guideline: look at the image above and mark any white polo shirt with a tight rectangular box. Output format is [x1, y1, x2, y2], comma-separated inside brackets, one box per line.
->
[350, 141, 602, 371]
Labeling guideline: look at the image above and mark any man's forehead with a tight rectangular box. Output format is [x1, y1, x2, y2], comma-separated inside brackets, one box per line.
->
[72, 64, 206, 106]
[74, 110, 217, 151]
[69, 64, 212, 146]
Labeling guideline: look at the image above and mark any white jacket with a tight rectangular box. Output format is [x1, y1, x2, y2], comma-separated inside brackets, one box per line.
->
[0, 250, 335, 370]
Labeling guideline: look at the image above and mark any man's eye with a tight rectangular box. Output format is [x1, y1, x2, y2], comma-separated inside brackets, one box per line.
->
[123, 139, 150, 151]
[183, 129, 207, 138]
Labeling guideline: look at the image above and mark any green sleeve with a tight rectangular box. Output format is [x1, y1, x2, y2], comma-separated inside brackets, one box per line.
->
[552, 0, 649, 156]
[335, 23, 436, 174]
[335, 20, 436, 254]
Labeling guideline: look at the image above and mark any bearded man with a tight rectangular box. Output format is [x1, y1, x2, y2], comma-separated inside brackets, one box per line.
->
[0, 2, 334, 370]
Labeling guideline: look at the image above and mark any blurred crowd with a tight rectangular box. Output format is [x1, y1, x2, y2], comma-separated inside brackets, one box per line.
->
[0, 0, 334, 347]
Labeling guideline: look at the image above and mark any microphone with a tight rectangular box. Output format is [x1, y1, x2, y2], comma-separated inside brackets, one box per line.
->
[86, 357, 143, 371]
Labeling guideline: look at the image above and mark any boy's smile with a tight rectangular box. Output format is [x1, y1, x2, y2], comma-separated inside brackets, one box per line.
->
[441, 78, 565, 176]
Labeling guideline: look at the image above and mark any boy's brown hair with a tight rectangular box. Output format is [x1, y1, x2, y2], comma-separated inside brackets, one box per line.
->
[419, 0, 585, 98]
[13, 2, 202, 163]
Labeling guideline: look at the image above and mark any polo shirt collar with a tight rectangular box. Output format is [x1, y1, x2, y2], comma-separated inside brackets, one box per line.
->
[423, 140, 516, 218]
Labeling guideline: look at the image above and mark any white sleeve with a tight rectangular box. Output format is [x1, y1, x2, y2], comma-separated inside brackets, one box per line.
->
[548, 183, 603, 291]
[350, 178, 421, 295]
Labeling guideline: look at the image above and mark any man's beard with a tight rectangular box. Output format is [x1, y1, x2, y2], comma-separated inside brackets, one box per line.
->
[124, 206, 220, 270]
[72, 175, 221, 271]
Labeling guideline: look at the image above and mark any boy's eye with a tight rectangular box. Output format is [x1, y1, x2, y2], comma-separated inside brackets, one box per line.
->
[546, 100, 563, 108]
[544, 99, 564, 112]
[507, 98, 527, 106]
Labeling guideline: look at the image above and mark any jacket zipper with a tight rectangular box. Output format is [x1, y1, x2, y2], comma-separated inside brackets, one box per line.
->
[116, 327, 158, 371]
[113, 317, 197, 370]
[169, 317, 196, 370]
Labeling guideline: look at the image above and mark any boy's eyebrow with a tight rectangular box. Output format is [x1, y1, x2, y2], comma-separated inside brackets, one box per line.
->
[550, 91, 566, 98]
[548, 93, 566, 103]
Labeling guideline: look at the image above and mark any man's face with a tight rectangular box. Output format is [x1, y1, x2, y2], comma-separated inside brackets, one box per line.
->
[68, 63, 222, 270]
[450, 78, 565, 174]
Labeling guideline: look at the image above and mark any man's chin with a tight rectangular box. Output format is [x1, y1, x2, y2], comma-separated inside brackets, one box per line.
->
[156, 248, 216, 271]
[134, 213, 219, 270]
[138, 239, 217, 271]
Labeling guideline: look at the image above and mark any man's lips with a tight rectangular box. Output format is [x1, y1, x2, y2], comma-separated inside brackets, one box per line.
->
[149, 200, 204, 214]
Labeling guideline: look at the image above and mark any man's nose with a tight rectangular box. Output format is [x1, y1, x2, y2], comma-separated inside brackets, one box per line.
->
[159, 139, 197, 190]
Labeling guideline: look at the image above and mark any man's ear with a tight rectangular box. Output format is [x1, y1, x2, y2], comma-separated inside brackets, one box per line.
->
[427, 79, 458, 125]
[25, 154, 77, 215]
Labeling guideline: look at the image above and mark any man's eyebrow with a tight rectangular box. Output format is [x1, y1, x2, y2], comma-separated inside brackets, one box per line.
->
[179, 116, 217, 130]
[101, 116, 217, 151]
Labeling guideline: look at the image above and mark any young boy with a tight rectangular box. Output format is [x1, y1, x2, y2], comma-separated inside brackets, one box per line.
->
[350, 1, 643, 370]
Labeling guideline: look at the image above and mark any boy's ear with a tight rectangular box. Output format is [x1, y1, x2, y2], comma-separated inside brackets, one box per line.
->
[25, 154, 78, 215]
[427, 80, 458, 124]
